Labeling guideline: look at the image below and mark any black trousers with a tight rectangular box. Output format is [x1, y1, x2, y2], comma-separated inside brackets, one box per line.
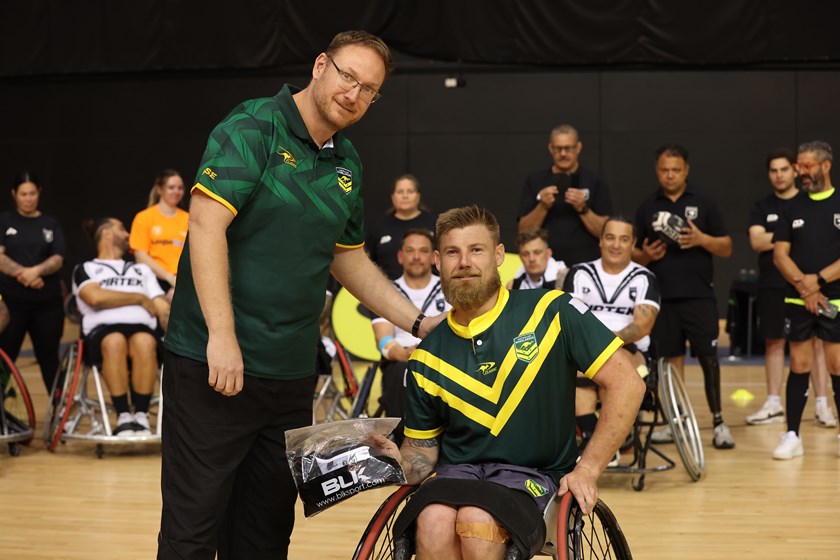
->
[157, 350, 316, 560]
[0, 297, 64, 392]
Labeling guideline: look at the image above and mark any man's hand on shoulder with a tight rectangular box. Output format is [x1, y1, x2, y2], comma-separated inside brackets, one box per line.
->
[418, 311, 447, 339]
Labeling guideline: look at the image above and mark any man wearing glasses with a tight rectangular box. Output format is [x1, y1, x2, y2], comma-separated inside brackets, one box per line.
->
[771, 140, 840, 460]
[158, 31, 444, 559]
[517, 124, 613, 266]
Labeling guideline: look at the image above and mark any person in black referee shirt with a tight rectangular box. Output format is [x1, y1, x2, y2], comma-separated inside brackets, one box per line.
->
[771, 140, 840, 460]
[634, 144, 735, 450]
[517, 124, 613, 266]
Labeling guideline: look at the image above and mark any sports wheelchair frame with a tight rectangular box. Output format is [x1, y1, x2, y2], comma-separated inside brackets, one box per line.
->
[606, 357, 704, 490]
[353, 485, 632, 560]
[43, 338, 162, 458]
[0, 348, 36, 457]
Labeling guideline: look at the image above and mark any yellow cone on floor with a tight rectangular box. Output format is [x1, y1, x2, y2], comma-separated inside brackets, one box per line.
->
[730, 388, 755, 407]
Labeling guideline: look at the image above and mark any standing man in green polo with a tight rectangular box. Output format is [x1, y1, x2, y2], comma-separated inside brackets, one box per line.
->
[158, 31, 441, 560]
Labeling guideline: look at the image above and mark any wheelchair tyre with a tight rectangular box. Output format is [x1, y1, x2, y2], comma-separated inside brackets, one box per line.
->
[0, 348, 36, 445]
[353, 485, 416, 560]
[45, 340, 84, 452]
[658, 358, 704, 481]
[558, 492, 633, 560]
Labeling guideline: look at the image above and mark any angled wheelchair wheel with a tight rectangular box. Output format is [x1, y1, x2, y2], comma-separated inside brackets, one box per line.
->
[0, 348, 36, 446]
[45, 340, 84, 452]
[352, 362, 382, 419]
[557, 492, 633, 560]
[658, 358, 704, 481]
[353, 485, 416, 560]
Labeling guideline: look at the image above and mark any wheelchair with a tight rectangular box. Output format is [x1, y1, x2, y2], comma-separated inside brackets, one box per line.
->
[43, 335, 163, 458]
[606, 357, 704, 490]
[353, 485, 632, 560]
[0, 347, 36, 457]
[313, 338, 362, 424]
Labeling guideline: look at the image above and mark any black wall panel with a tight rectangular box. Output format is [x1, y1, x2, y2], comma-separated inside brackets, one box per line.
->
[2, 68, 837, 317]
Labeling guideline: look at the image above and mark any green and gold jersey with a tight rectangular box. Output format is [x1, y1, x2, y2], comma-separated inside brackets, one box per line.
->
[405, 287, 622, 478]
[165, 84, 365, 379]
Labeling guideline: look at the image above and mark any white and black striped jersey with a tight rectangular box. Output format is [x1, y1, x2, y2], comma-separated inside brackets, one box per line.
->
[72, 259, 165, 335]
[510, 257, 567, 290]
[562, 258, 660, 351]
[371, 275, 451, 347]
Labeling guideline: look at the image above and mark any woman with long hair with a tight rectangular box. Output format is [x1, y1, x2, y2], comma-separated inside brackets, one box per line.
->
[129, 170, 188, 302]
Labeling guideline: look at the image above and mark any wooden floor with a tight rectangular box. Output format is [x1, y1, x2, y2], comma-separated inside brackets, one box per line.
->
[2, 330, 840, 559]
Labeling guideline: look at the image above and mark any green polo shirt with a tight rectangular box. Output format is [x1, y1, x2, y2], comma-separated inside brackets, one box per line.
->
[165, 84, 365, 379]
[405, 288, 622, 478]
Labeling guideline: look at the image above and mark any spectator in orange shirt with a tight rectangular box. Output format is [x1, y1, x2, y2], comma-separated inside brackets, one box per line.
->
[129, 170, 188, 302]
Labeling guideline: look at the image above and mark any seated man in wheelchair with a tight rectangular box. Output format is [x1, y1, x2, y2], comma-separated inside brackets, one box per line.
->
[372, 206, 644, 560]
[562, 216, 661, 455]
[72, 217, 169, 437]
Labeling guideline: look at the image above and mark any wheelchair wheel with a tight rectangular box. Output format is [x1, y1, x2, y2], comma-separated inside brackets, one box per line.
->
[45, 340, 84, 452]
[0, 348, 36, 445]
[658, 358, 704, 481]
[558, 492, 633, 560]
[353, 485, 416, 560]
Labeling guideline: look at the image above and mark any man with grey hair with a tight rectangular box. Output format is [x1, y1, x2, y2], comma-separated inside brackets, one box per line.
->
[517, 124, 613, 266]
[771, 140, 840, 460]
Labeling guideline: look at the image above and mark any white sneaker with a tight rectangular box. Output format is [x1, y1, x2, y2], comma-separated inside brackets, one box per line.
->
[113, 412, 136, 438]
[651, 426, 673, 443]
[772, 431, 804, 460]
[746, 401, 785, 425]
[815, 403, 838, 428]
[713, 423, 736, 449]
[133, 411, 152, 435]
[608, 451, 620, 468]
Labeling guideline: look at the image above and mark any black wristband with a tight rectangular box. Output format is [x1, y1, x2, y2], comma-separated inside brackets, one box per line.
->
[577, 204, 590, 215]
[411, 313, 426, 338]
[818, 274, 827, 287]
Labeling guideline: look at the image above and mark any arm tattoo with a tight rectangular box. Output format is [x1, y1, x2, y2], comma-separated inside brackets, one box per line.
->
[406, 438, 439, 449]
[616, 323, 641, 343]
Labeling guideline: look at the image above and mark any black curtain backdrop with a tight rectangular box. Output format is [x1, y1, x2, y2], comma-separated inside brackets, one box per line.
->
[2, 1, 840, 317]
[3, 1, 840, 78]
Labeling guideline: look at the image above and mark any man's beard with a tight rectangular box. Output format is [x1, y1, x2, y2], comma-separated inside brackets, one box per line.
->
[800, 170, 825, 193]
[442, 267, 501, 311]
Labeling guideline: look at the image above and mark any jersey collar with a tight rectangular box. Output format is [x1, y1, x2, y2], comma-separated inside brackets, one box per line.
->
[447, 286, 509, 340]
[809, 187, 835, 201]
[275, 84, 346, 158]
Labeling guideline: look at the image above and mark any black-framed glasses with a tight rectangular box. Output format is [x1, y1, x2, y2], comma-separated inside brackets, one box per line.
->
[326, 55, 382, 104]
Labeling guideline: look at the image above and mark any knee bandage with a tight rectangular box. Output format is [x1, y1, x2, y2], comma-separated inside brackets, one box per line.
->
[455, 521, 509, 544]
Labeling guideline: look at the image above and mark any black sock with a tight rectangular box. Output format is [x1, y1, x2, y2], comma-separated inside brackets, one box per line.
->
[132, 392, 152, 414]
[112, 394, 130, 415]
[712, 413, 723, 427]
[831, 375, 840, 419]
[785, 371, 810, 434]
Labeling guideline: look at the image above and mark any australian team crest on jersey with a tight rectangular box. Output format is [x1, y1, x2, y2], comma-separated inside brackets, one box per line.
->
[513, 333, 539, 363]
[685, 206, 698, 220]
[337, 167, 353, 193]
[834, 214, 840, 230]
[277, 146, 297, 168]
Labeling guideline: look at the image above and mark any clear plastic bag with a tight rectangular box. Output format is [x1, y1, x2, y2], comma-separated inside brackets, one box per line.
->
[285, 417, 406, 517]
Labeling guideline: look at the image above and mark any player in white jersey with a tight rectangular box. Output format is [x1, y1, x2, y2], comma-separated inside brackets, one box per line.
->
[371, 229, 450, 442]
[563, 216, 661, 455]
[72, 217, 169, 437]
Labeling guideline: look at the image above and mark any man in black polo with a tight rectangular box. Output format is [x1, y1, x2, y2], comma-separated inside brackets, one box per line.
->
[771, 140, 840, 460]
[634, 144, 735, 449]
[746, 148, 836, 428]
[517, 124, 612, 266]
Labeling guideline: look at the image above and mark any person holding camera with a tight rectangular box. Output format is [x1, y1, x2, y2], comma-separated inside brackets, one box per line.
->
[516, 124, 612, 266]
[771, 140, 840, 460]
[633, 144, 735, 450]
